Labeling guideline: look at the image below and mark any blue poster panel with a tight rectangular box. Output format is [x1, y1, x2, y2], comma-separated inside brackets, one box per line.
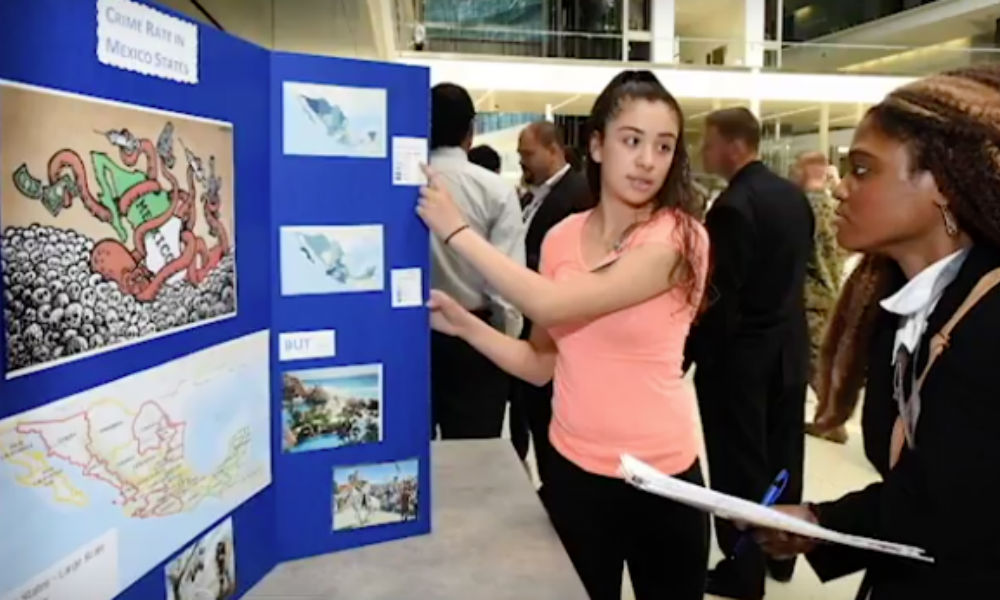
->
[270, 50, 431, 562]
[0, 1, 275, 599]
[0, 1, 432, 598]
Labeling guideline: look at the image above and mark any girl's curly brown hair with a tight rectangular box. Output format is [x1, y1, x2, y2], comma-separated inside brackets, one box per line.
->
[818, 65, 1000, 426]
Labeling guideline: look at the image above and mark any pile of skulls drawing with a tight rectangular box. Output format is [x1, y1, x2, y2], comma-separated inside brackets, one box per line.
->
[3, 121, 235, 370]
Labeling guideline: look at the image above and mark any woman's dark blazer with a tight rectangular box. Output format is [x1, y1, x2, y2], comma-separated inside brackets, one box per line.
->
[806, 243, 1000, 599]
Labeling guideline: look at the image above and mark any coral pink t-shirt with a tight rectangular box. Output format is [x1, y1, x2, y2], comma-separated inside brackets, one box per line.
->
[540, 208, 709, 478]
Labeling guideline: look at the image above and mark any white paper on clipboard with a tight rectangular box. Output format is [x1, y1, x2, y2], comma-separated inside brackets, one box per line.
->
[620, 454, 934, 563]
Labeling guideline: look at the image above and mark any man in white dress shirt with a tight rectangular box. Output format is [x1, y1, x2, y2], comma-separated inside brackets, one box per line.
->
[428, 83, 525, 440]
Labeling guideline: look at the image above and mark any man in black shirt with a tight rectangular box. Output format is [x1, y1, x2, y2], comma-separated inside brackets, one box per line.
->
[687, 108, 814, 599]
[509, 121, 590, 485]
[468, 144, 501, 174]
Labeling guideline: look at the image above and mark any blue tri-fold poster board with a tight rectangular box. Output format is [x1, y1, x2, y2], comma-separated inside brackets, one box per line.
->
[0, 1, 431, 599]
[269, 51, 431, 563]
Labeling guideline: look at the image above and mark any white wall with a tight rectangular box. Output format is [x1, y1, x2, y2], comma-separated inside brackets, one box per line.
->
[677, 9, 746, 66]
[153, 0, 382, 57]
[651, 0, 676, 63]
[675, 0, 771, 67]
[155, 0, 274, 47]
[743, 0, 765, 68]
[272, 0, 379, 58]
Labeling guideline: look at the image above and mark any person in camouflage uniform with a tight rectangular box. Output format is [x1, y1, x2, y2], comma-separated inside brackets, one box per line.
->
[794, 152, 852, 443]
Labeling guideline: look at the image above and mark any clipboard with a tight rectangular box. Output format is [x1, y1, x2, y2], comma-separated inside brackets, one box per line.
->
[620, 454, 934, 564]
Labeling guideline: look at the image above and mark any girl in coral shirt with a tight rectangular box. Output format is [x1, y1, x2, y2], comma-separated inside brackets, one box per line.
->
[418, 71, 710, 600]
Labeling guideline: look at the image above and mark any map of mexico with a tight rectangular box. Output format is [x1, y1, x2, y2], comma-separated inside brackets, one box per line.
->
[0, 331, 271, 599]
[6, 400, 252, 518]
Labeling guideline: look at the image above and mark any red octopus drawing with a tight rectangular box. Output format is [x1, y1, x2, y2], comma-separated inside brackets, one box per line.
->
[34, 122, 230, 302]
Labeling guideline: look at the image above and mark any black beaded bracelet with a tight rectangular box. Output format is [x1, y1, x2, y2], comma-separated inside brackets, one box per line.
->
[444, 224, 470, 245]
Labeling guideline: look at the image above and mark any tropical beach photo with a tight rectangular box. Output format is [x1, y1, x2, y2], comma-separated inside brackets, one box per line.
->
[281, 364, 382, 453]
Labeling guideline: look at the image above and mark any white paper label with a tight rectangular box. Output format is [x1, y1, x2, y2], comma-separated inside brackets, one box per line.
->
[391, 268, 424, 308]
[3, 530, 118, 600]
[392, 137, 428, 186]
[97, 0, 199, 84]
[279, 330, 337, 361]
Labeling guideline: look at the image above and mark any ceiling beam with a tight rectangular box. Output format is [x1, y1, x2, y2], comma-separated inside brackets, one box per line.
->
[760, 105, 820, 122]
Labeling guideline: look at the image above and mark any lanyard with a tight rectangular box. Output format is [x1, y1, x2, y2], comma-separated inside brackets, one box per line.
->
[892, 345, 921, 450]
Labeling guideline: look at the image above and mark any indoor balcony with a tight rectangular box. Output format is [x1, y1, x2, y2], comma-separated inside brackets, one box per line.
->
[394, 0, 1000, 76]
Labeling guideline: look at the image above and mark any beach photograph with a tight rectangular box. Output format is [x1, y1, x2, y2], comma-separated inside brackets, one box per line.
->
[281, 364, 383, 453]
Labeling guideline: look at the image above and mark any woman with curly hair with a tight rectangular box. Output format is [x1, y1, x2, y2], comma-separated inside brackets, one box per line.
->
[754, 65, 1000, 598]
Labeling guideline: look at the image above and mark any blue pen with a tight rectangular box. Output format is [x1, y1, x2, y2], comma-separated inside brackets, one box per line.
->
[731, 469, 789, 557]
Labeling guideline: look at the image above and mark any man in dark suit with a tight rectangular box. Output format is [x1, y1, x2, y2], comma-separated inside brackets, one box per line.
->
[509, 121, 591, 485]
[686, 108, 814, 599]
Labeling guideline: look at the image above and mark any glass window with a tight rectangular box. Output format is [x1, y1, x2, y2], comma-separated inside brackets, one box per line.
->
[782, 0, 941, 42]
[628, 0, 651, 32]
[423, 0, 544, 42]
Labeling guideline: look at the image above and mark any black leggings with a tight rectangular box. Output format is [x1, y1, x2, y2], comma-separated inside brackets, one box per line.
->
[542, 450, 709, 600]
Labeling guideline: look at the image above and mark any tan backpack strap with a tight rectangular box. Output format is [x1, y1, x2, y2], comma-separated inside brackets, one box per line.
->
[892, 266, 1000, 468]
[915, 267, 1000, 388]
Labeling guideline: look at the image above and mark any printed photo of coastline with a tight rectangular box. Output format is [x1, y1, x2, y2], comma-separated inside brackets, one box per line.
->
[281, 364, 382, 453]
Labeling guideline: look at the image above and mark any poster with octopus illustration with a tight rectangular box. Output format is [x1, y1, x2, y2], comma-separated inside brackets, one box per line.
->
[0, 81, 237, 377]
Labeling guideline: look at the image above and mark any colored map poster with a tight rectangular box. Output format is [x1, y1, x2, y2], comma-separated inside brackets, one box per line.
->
[0, 330, 271, 599]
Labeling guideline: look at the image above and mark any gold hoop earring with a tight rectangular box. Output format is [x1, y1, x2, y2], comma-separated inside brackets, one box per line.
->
[939, 204, 959, 237]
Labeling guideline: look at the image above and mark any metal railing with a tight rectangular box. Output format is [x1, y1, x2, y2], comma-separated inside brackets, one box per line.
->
[396, 20, 1000, 77]
[411, 21, 629, 61]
